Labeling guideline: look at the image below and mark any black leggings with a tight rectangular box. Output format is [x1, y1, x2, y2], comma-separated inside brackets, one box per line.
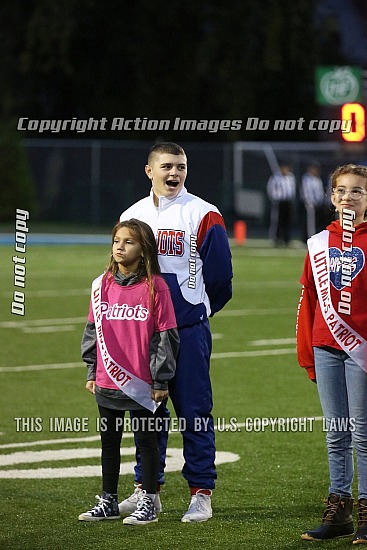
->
[98, 405, 159, 495]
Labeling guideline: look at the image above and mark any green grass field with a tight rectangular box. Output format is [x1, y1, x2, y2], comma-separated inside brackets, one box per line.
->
[0, 240, 357, 549]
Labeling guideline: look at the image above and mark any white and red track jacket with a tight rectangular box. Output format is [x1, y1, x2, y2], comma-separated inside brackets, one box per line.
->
[120, 187, 233, 328]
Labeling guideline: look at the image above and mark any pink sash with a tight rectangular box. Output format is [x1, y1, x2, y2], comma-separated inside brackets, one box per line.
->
[91, 275, 158, 412]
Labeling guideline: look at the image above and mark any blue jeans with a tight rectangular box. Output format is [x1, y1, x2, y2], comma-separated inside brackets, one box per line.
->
[314, 346, 367, 499]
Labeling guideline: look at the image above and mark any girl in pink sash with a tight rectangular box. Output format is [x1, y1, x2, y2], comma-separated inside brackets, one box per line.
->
[78, 219, 178, 525]
[297, 164, 367, 543]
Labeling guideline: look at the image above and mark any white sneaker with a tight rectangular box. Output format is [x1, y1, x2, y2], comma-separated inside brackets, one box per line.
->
[118, 484, 162, 515]
[181, 491, 213, 523]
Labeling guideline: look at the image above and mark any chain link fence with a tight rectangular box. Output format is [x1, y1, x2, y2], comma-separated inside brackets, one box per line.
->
[23, 139, 367, 238]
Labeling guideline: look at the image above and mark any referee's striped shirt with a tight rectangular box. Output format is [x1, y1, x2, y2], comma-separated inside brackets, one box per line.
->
[267, 172, 296, 201]
[301, 174, 324, 207]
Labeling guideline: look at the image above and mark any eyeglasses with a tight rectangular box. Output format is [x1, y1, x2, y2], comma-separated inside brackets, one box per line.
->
[333, 187, 367, 201]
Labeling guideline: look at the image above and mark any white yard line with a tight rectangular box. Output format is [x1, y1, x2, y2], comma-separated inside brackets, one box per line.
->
[234, 281, 299, 288]
[0, 289, 90, 298]
[212, 348, 295, 359]
[1, 282, 299, 297]
[0, 362, 82, 372]
[22, 325, 77, 333]
[249, 338, 296, 346]
[217, 308, 294, 317]
[0, 448, 239, 478]
[0, 308, 293, 336]
[0, 308, 293, 329]
[0, 347, 296, 373]
[0, 317, 86, 328]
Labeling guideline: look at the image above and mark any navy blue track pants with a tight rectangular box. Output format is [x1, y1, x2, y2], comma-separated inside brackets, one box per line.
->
[132, 319, 216, 489]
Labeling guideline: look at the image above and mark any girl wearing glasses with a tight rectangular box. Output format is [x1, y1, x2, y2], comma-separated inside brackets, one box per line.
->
[297, 164, 367, 543]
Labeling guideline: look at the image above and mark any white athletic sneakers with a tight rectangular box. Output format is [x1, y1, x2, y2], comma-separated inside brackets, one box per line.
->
[118, 484, 162, 515]
[123, 491, 158, 525]
[181, 490, 213, 523]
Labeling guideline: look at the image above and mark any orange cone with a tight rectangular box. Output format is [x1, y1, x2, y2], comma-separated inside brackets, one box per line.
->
[234, 220, 247, 245]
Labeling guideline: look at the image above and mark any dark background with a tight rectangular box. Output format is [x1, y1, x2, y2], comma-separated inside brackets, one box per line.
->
[2, 0, 367, 142]
[1, 0, 367, 230]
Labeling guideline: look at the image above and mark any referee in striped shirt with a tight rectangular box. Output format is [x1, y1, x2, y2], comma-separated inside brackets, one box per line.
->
[267, 162, 296, 246]
[300, 162, 326, 242]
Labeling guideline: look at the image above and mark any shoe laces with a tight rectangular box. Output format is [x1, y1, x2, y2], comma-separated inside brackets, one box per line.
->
[130, 491, 153, 519]
[323, 499, 342, 522]
[129, 484, 143, 500]
[122, 484, 143, 505]
[358, 501, 367, 525]
[88, 494, 111, 517]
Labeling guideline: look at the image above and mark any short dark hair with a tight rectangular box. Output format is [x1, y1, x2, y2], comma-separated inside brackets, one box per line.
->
[147, 142, 186, 164]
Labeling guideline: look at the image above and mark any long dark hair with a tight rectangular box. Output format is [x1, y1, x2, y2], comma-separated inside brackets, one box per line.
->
[105, 219, 161, 304]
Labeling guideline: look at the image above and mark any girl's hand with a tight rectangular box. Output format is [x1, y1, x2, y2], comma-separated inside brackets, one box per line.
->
[151, 389, 168, 403]
[86, 380, 96, 395]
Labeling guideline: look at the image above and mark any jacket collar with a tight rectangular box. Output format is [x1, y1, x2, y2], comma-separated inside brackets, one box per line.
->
[150, 187, 187, 211]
